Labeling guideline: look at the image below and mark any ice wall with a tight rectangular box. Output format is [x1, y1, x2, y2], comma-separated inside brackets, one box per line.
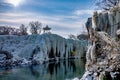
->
[91, 7, 120, 39]
[82, 4, 120, 80]
[85, 5, 120, 67]
[0, 33, 87, 65]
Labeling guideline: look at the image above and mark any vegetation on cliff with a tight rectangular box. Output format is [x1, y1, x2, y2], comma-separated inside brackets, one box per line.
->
[82, 3, 120, 80]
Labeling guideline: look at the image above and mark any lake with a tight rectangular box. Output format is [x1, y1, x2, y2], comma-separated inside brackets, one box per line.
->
[0, 59, 85, 80]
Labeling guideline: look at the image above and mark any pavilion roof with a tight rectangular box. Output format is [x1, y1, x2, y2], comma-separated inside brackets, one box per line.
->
[43, 25, 51, 30]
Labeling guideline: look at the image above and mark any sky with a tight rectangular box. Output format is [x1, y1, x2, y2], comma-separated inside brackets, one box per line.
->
[0, 0, 98, 38]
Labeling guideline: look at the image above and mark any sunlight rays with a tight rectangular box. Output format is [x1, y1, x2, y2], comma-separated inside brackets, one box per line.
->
[6, 0, 23, 7]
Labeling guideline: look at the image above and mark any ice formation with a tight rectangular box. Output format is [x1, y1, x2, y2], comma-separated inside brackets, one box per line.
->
[0, 33, 87, 66]
[91, 6, 120, 39]
[81, 4, 120, 80]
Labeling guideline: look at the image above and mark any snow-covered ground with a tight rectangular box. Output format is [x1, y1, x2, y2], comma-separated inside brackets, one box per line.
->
[0, 33, 87, 66]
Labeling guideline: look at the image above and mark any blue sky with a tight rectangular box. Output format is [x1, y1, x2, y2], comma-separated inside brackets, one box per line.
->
[0, 0, 97, 37]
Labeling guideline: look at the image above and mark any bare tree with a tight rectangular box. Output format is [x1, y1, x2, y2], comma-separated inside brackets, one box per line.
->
[96, 0, 120, 10]
[0, 26, 27, 35]
[29, 21, 42, 34]
[0, 26, 11, 35]
[19, 24, 28, 35]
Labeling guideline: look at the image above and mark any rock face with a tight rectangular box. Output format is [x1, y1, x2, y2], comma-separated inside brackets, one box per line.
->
[0, 50, 13, 59]
[0, 33, 87, 67]
[82, 5, 120, 80]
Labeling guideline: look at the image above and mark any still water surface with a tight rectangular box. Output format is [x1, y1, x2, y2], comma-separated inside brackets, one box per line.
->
[0, 59, 85, 80]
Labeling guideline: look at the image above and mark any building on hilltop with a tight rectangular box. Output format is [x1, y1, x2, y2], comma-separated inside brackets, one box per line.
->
[43, 25, 51, 33]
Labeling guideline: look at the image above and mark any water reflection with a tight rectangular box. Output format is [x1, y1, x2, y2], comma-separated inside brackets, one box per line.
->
[47, 60, 77, 79]
[0, 59, 85, 80]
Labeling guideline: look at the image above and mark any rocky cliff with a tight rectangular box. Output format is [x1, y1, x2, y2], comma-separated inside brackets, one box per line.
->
[81, 4, 120, 80]
[0, 33, 87, 67]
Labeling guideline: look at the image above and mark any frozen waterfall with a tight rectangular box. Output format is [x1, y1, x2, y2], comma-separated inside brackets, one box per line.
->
[0, 33, 87, 66]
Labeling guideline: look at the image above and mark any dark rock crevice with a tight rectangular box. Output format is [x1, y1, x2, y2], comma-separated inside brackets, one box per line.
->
[0, 50, 13, 59]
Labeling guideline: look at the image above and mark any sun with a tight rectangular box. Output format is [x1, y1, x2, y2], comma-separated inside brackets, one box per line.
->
[6, 0, 22, 7]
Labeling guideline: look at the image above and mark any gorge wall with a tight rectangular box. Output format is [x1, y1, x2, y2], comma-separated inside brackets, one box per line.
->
[81, 4, 120, 80]
[0, 33, 87, 67]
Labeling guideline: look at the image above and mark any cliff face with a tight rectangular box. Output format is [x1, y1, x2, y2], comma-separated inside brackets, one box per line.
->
[0, 33, 87, 67]
[82, 5, 120, 80]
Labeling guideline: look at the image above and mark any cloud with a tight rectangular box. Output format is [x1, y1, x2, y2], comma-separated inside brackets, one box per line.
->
[0, 12, 84, 26]
[74, 10, 94, 16]
[74, 9, 102, 16]
[0, 0, 99, 38]
[0, 11, 88, 38]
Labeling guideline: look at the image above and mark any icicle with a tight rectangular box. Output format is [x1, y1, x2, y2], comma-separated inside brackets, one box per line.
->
[92, 11, 98, 29]
[0, 34, 87, 64]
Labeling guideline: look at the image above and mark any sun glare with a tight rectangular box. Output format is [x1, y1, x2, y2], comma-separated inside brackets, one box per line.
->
[6, 0, 22, 7]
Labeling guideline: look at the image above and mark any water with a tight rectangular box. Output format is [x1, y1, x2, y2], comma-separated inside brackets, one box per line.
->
[0, 59, 85, 80]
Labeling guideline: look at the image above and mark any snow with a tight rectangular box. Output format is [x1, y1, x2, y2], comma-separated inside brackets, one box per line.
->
[0, 33, 87, 64]
[80, 71, 96, 80]
[91, 8, 120, 39]
[83, 5, 120, 80]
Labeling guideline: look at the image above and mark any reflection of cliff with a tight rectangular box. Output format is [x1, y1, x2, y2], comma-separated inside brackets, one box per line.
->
[0, 59, 85, 80]
[82, 4, 120, 80]
[46, 60, 85, 80]
[17, 60, 85, 80]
